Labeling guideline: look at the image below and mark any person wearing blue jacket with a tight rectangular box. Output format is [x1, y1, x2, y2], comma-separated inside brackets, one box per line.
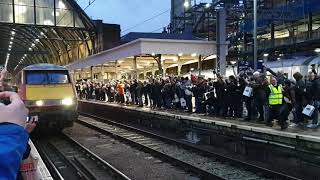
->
[0, 91, 29, 180]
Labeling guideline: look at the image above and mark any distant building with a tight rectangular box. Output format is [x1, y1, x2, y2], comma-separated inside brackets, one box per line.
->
[169, 0, 320, 62]
[94, 20, 121, 52]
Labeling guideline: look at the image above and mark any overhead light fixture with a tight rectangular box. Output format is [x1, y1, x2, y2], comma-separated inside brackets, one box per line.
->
[277, 57, 281, 61]
[8, 48, 11, 51]
[40, 32, 44, 36]
[151, 52, 155, 56]
[24, 54, 27, 57]
[205, 3, 211, 8]
[314, 48, 320, 53]
[191, 53, 197, 57]
[9, 41, 12, 44]
[10, 37, 14, 40]
[178, 53, 183, 57]
[28, 47, 32, 51]
[31, 43, 35, 47]
[11, 31, 15, 35]
[35, 39, 39, 42]
[9, 45, 12, 48]
[263, 53, 269, 57]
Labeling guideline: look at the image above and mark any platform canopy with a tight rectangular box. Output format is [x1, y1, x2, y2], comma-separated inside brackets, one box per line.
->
[66, 38, 216, 75]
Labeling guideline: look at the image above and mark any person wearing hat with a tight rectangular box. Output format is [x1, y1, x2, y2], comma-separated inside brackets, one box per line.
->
[265, 77, 288, 129]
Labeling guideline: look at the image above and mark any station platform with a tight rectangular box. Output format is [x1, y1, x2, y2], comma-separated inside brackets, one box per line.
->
[79, 100, 320, 139]
[78, 100, 320, 153]
[23, 140, 53, 180]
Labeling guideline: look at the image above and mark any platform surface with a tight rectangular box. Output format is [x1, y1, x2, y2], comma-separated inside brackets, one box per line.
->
[80, 100, 320, 143]
[29, 140, 53, 180]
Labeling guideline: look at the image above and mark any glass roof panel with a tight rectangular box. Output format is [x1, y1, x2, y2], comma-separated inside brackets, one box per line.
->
[0, 0, 85, 28]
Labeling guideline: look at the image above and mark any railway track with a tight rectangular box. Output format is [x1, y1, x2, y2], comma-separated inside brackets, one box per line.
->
[33, 133, 131, 180]
[78, 113, 300, 180]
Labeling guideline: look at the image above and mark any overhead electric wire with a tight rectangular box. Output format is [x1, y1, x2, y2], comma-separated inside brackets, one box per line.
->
[122, 8, 170, 33]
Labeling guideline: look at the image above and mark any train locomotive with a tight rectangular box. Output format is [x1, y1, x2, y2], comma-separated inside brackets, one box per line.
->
[13, 63, 78, 130]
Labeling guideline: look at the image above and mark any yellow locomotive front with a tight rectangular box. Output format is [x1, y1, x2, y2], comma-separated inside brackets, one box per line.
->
[18, 64, 77, 130]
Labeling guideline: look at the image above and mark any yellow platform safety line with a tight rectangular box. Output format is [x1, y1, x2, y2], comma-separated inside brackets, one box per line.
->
[26, 84, 74, 100]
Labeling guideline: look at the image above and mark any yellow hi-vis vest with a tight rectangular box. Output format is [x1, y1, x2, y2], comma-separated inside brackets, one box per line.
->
[268, 84, 283, 105]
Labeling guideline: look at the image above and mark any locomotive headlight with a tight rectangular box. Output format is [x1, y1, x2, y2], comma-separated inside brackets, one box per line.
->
[35, 100, 44, 106]
[61, 98, 73, 106]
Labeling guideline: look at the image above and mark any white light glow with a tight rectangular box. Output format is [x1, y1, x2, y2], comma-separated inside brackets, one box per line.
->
[315, 48, 320, 53]
[178, 53, 183, 57]
[10, 37, 14, 40]
[44, 20, 54, 25]
[35, 100, 44, 106]
[184, 1, 189, 8]
[151, 53, 155, 56]
[58, 1, 66, 9]
[9, 41, 12, 44]
[11, 31, 15, 35]
[191, 53, 197, 57]
[31, 43, 35, 47]
[173, 57, 178, 62]
[35, 38, 39, 42]
[61, 98, 73, 106]
[205, 3, 211, 8]
[263, 53, 269, 57]
[230, 61, 237, 65]
[28, 48, 32, 51]
[15, 4, 27, 14]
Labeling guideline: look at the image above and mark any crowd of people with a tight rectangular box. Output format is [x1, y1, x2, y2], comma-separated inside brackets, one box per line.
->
[76, 69, 320, 130]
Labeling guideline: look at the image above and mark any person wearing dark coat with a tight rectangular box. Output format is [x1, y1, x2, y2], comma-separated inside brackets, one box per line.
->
[306, 72, 320, 128]
[143, 81, 151, 106]
[130, 80, 137, 105]
[213, 76, 226, 116]
[250, 73, 268, 121]
[136, 81, 143, 107]
[226, 76, 241, 117]
[193, 77, 207, 113]
[152, 80, 163, 108]
[292, 72, 306, 127]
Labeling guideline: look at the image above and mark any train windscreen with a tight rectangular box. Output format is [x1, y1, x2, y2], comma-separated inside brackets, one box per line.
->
[26, 70, 70, 85]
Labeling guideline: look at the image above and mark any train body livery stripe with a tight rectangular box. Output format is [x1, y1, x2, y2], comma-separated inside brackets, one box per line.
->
[25, 84, 74, 100]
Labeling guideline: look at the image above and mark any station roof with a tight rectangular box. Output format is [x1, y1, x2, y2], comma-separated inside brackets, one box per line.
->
[0, 0, 94, 72]
[122, 32, 200, 42]
[66, 38, 216, 71]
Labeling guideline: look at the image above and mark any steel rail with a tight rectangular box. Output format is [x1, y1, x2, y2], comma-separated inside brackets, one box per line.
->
[77, 116, 223, 180]
[79, 112, 301, 180]
[34, 134, 131, 180]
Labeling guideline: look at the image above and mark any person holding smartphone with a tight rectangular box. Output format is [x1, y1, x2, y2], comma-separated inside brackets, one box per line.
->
[0, 69, 30, 179]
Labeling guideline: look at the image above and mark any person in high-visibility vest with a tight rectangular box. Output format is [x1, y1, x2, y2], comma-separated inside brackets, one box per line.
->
[266, 77, 288, 130]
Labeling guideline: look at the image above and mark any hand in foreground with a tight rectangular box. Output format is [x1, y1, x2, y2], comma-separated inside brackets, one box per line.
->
[0, 92, 28, 127]
[25, 116, 38, 133]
